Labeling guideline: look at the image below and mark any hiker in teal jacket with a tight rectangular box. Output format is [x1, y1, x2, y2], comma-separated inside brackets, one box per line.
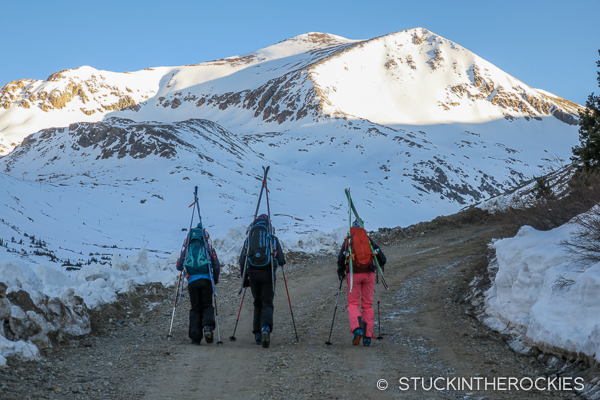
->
[176, 226, 220, 345]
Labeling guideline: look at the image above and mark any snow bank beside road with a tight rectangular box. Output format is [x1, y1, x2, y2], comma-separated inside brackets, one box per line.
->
[484, 221, 600, 361]
[0, 248, 177, 367]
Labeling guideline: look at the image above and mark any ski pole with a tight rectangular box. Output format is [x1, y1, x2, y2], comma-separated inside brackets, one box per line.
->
[229, 287, 247, 342]
[376, 270, 383, 340]
[167, 269, 184, 339]
[214, 293, 223, 346]
[192, 186, 218, 298]
[325, 278, 344, 346]
[281, 267, 299, 342]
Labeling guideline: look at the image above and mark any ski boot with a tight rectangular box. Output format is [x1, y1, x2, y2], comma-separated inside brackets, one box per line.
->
[204, 325, 214, 344]
[261, 326, 271, 348]
[352, 328, 364, 346]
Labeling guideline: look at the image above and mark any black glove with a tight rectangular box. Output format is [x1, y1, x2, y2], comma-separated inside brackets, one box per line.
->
[337, 268, 346, 281]
[380, 264, 385, 273]
[243, 277, 250, 288]
[214, 278, 219, 285]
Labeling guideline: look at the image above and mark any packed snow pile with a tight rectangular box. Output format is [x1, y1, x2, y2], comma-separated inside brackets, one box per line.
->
[212, 224, 347, 271]
[0, 248, 177, 367]
[483, 218, 600, 361]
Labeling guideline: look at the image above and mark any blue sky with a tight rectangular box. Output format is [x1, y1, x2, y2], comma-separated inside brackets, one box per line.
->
[1, 0, 598, 105]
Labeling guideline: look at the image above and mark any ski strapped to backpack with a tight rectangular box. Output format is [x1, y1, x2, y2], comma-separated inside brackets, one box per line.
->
[188, 186, 218, 297]
[239, 166, 270, 295]
[168, 186, 209, 339]
[344, 188, 389, 291]
[237, 166, 299, 342]
[262, 167, 298, 341]
[263, 167, 276, 293]
[346, 191, 355, 292]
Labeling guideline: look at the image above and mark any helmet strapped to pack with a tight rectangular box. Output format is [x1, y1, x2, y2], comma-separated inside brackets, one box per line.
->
[348, 226, 374, 273]
[246, 218, 273, 268]
[183, 225, 211, 275]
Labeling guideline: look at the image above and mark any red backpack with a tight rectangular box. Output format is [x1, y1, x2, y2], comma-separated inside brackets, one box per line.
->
[348, 227, 374, 273]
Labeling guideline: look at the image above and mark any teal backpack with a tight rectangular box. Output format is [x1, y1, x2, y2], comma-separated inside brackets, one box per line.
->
[183, 224, 211, 275]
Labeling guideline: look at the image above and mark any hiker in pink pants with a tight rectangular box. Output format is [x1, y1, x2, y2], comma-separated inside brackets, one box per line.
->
[337, 220, 387, 346]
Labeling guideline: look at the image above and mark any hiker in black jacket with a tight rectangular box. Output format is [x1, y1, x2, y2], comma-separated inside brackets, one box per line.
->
[238, 214, 285, 348]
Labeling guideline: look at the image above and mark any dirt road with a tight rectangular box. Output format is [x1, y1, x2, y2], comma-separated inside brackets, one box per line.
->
[2, 215, 585, 399]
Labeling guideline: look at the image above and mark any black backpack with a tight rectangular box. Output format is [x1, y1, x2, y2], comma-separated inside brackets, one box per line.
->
[246, 219, 273, 268]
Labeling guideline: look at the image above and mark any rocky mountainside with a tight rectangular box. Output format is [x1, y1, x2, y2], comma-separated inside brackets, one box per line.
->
[0, 29, 581, 155]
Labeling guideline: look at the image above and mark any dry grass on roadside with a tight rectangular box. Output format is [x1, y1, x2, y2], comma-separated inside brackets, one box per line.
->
[494, 169, 600, 236]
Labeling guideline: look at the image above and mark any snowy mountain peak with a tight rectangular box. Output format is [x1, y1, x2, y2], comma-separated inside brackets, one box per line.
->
[304, 27, 582, 125]
[0, 28, 582, 156]
[248, 32, 362, 58]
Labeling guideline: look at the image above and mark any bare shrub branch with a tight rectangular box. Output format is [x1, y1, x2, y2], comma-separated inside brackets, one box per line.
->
[551, 274, 576, 293]
[562, 206, 600, 264]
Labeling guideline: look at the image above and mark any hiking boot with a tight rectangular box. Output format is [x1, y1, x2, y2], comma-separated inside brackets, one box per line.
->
[352, 328, 363, 346]
[203, 325, 214, 344]
[261, 326, 271, 349]
[363, 337, 371, 347]
[255, 333, 262, 345]
[191, 339, 201, 345]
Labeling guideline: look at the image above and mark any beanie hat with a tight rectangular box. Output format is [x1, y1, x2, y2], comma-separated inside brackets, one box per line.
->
[352, 220, 361, 228]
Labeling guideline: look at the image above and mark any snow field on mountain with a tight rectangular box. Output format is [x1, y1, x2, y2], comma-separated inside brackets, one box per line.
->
[484, 218, 600, 363]
[315, 29, 539, 125]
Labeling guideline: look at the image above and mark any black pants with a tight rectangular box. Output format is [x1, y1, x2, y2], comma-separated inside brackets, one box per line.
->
[249, 270, 275, 333]
[188, 278, 214, 341]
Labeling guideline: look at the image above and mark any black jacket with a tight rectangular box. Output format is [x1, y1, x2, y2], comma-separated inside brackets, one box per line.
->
[337, 236, 386, 275]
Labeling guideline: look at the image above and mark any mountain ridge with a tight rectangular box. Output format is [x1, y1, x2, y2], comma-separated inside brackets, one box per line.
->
[0, 28, 582, 156]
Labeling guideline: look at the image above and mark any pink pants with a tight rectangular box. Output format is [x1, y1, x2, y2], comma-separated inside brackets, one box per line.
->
[346, 271, 375, 338]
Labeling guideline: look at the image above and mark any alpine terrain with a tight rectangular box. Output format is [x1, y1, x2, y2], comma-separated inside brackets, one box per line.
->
[0, 27, 593, 399]
[0, 28, 582, 265]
